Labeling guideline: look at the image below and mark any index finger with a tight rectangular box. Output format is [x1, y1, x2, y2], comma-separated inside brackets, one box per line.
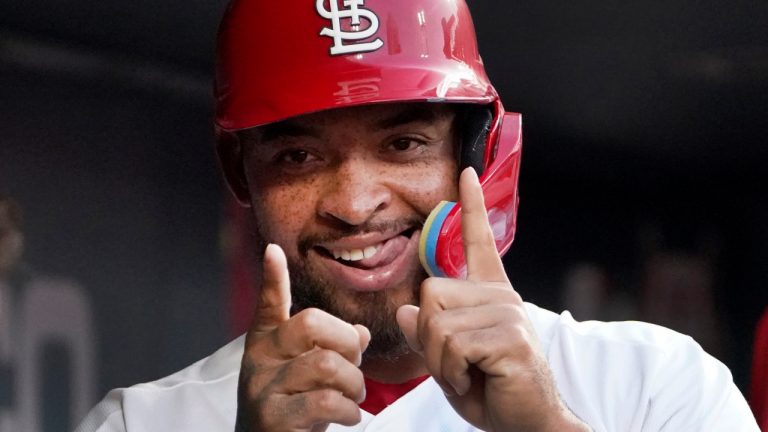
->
[459, 167, 509, 282]
[251, 243, 292, 333]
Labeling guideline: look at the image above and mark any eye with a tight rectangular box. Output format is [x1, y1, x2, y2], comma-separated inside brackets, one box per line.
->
[275, 149, 316, 164]
[389, 137, 426, 152]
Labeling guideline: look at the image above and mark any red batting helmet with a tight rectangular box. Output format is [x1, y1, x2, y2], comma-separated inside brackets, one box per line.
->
[215, 0, 523, 278]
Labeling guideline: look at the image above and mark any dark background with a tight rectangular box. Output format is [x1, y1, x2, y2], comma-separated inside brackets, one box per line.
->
[1, 1, 766, 430]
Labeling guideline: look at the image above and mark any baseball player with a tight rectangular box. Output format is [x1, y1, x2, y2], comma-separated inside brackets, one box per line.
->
[76, 0, 759, 430]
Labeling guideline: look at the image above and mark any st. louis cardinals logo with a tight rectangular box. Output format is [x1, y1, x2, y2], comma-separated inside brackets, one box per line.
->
[316, 0, 384, 56]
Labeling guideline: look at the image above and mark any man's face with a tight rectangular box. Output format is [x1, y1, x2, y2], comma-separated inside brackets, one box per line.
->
[241, 103, 459, 358]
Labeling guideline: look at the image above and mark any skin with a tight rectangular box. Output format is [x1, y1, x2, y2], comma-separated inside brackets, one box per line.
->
[218, 103, 590, 431]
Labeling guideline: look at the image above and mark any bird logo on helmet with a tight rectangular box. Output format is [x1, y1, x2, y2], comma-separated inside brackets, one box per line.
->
[215, 0, 523, 278]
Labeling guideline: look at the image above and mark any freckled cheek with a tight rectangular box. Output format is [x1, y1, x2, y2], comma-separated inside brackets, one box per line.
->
[250, 185, 319, 251]
[393, 160, 458, 214]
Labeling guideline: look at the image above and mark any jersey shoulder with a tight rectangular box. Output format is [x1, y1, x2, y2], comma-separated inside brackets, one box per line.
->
[524, 303, 759, 432]
[74, 335, 244, 432]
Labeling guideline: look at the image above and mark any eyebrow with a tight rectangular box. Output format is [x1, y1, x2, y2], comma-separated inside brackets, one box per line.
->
[247, 104, 449, 144]
[257, 120, 320, 143]
[375, 105, 447, 130]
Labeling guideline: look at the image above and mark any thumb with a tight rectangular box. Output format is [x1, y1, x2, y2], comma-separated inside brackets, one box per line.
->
[396, 305, 423, 354]
[251, 243, 292, 333]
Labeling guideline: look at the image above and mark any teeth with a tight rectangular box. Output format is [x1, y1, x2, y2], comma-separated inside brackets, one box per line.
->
[332, 244, 380, 262]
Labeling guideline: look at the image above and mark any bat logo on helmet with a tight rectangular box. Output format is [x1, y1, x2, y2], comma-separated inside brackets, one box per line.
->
[316, 0, 384, 56]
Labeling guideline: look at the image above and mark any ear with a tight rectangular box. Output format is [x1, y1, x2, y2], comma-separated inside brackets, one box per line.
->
[215, 130, 252, 207]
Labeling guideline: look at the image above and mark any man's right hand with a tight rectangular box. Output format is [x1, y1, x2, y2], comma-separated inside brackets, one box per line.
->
[235, 243, 371, 432]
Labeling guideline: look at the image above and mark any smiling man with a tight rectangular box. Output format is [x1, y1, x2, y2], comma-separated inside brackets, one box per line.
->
[76, 0, 759, 431]
[234, 104, 458, 361]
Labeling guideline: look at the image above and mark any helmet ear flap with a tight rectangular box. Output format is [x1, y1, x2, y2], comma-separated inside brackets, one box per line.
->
[420, 111, 523, 279]
[215, 129, 252, 207]
[458, 107, 493, 176]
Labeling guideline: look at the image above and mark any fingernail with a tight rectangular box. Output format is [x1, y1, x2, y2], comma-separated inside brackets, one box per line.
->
[265, 243, 281, 256]
[463, 166, 479, 182]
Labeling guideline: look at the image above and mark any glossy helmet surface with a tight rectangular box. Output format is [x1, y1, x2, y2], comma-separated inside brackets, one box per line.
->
[215, 0, 522, 278]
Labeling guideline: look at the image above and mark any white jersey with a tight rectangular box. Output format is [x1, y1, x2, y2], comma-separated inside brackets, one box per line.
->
[75, 303, 759, 432]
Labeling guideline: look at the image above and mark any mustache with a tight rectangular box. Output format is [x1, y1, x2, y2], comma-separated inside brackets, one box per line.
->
[297, 217, 424, 256]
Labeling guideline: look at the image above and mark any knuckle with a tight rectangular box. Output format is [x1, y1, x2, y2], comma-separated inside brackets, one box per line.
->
[443, 333, 464, 357]
[506, 321, 526, 338]
[507, 323, 536, 354]
[464, 236, 482, 248]
[497, 302, 520, 317]
[297, 308, 323, 333]
[465, 233, 493, 249]
[246, 327, 276, 351]
[239, 360, 269, 398]
[239, 362, 257, 384]
[242, 377, 261, 402]
[420, 277, 439, 297]
[270, 325, 286, 349]
[351, 368, 366, 401]
[315, 389, 341, 412]
[492, 294, 524, 319]
[420, 278, 447, 304]
[504, 288, 524, 305]
[424, 314, 445, 338]
[314, 350, 340, 378]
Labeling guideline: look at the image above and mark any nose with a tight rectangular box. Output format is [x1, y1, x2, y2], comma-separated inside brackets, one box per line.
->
[316, 158, 391, 227]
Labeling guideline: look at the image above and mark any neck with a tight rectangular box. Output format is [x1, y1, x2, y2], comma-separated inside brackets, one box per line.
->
[359, 349, 428, 383]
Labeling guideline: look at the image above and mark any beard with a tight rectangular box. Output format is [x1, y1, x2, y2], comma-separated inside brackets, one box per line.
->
[289, 264, 419, 362]
[255, 217, 425, 362]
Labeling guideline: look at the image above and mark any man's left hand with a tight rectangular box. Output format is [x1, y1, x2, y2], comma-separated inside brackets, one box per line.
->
[396, 168, 590, 432]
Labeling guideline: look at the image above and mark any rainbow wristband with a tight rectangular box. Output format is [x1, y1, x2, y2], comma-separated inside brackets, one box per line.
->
[418, 200, 456, 278]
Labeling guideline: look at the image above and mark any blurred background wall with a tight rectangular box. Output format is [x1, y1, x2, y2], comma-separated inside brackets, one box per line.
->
[1, 1, 766, 431]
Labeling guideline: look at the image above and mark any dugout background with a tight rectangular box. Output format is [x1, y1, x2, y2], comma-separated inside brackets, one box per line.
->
[1, 1, 767, 430]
